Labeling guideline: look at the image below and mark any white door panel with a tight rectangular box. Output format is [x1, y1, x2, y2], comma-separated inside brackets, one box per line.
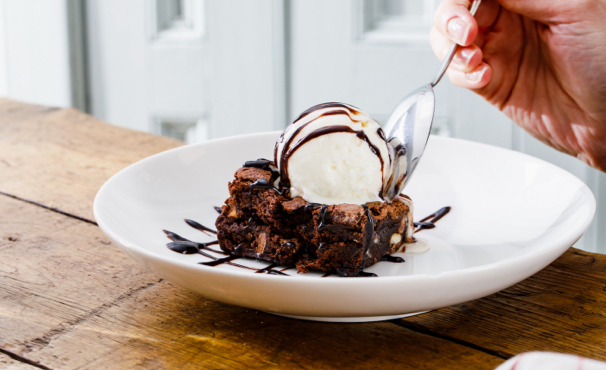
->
[0, 0, 73, 107]
[86, 0, 149, 132]
[87, 0, 207, 137]
[86, 0, 285, 142]
[207, 0, 286, 138]
[148, 47, 207, 113]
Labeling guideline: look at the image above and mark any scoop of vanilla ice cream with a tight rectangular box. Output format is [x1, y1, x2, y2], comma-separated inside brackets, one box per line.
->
[275, 103, 392, 205]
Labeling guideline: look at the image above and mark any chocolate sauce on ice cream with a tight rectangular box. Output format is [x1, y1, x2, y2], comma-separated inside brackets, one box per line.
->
[274, 102, 393, 204]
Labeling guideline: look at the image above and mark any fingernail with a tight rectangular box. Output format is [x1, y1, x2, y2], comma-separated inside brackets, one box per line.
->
[458, 48, 477, 66]
[448, 17, 470, 44]
[466, 66, 486, 82]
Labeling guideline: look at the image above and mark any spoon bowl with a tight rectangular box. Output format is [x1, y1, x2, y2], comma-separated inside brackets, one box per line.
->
[382, 84, 435, 200]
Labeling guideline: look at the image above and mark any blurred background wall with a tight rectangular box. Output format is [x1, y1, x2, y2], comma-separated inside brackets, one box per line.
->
[0, 0, 603, 252]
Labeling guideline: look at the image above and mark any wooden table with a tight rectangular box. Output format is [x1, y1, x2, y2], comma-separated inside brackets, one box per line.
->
[0, 98, 605, 370]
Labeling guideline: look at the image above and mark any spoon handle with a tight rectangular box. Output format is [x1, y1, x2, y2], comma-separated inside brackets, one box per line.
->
[430, 0, 482, 88]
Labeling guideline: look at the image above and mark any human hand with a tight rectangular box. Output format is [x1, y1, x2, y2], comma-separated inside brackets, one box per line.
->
[430, 0, 606, 171]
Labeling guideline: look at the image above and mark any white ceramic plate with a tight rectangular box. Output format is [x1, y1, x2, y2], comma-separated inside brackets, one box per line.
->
[94, 132, 596, 322]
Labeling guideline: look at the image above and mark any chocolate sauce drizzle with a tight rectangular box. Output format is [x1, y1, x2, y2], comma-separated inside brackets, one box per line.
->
[414, 206, 451, 233]
[318, 205, 329, 231]
[163, 225, 288, 274]
[381, 254, 405, 263]
[294, 102, 361, 122]
[243, 158, 286, 195]
[184, 218, 216, 236]
[164, 205, 450, 278]
[256, 263, 289, 276]
[356, 205, 378, 277]
[274, 103, 388, 195]
[353, 271, 378, 277]
[250, 178, 285, 195]
[244, 158, 280, 178]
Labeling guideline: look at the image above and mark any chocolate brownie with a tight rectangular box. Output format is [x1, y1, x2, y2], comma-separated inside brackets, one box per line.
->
[215, 163, 414, 277]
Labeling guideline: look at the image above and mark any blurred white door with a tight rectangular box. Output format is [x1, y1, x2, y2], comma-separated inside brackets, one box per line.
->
[86, 0, 286, 141]
[0, 0, 77, 108]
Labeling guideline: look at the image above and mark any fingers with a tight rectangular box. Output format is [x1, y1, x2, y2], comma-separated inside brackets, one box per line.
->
[433, 0, 501, 45]
[431, 0, 500, 89]
[453, 46, 484, 73]
[433, 0, 478, 46]
[430, 21, 490, 88]
[446, 63, 492, 89]
[430, 27, 484, 73]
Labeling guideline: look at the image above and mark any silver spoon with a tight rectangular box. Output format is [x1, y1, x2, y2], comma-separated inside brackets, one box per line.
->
[383, 0, 482, 201]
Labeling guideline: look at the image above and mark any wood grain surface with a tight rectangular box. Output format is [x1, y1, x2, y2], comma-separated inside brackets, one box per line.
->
[0, 352, 39, 370]
[0, 99, 603, 369]
[0, 98, 182, 223]
[402, 248, 606, 360]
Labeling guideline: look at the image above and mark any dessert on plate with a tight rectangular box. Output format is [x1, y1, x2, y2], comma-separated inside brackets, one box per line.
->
[215, 102, 414, 276]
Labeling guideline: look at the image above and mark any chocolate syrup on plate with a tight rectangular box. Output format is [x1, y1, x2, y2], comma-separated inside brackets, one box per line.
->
[414, 206, 451, 233]
[184, 218, 217, 235]
[381, 254, 405, 263]
[354, 271, 378, 277]
[164, 205, 449, 278]
[256, 263, 289, 276]
[163, 225, 285, 274]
